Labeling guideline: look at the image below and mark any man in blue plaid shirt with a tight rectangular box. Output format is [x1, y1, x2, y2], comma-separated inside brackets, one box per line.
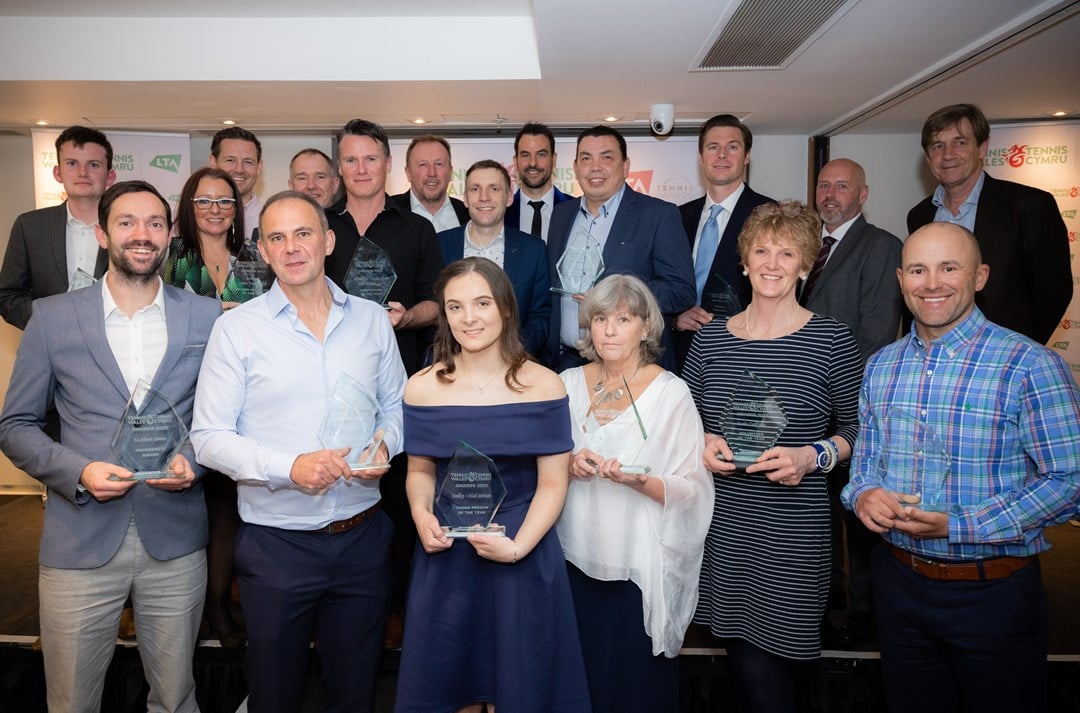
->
[843, 221, 1080, 713]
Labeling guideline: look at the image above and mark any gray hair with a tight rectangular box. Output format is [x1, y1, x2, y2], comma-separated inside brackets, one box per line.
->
[576, 274, 664, 364]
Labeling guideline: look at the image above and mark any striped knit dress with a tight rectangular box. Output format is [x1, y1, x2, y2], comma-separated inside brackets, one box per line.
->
[683, 314, 861, 659]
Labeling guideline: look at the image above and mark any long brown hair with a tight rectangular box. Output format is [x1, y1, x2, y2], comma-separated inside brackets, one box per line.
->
[433, 258, 528, 391]
[175, 166, 245, 257]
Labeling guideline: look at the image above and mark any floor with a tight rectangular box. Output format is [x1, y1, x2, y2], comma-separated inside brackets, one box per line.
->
[2, 494, 1079, 712]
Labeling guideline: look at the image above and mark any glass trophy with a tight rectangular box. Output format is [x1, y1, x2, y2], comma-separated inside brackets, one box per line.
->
[700, 273, 742, 319]
[880, 408, 951, 511]
[717, 370, 789, 472]
[437, 441, 507, 538]
[111, 379, 187, 481]
[553, 228, 604, 295]
[230, 239, 273, 299]
[318, 372, 388, 472]
[344, 237, 397, 307]
[580, 377, 650, 475]
[69, 267, 95, 292]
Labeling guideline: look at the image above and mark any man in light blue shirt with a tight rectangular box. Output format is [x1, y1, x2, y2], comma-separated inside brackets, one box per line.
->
[191, 190, 406, 713]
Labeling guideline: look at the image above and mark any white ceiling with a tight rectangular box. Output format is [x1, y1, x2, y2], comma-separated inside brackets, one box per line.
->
[0, 0, 1076, 137]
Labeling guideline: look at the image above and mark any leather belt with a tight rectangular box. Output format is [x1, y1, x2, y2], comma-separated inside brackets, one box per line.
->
[886, 542, 1034, 582]
[308, 503, 381, 535]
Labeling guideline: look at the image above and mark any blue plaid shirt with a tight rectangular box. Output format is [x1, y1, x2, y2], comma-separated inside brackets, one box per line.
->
[843, 308, 1080, 559]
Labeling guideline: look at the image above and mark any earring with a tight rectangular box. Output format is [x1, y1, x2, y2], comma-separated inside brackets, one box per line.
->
[640, 334, 647, 342]
[741, 269, 748, 276]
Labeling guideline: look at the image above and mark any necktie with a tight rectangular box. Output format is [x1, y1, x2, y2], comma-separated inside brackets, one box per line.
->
[802, 234, 836, 301]
[528, 200, 544, 238]
[694, 204, 723, 302]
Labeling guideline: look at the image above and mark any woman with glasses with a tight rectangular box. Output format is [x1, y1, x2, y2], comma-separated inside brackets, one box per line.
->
[682, 201, 862, 712]
[557, 274, 713, 712]
[162, 166, 253, 649]
[163, 166, 253, 309]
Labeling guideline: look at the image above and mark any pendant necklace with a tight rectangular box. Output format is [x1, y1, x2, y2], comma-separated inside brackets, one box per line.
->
[593, 364, 641, 400]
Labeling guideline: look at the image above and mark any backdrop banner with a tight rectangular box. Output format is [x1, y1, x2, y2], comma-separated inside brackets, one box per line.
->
[986, 122, 1079, 384]
[32, 128, 191, 213]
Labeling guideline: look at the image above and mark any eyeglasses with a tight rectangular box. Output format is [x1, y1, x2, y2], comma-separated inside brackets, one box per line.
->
[192, 197, 237, 210]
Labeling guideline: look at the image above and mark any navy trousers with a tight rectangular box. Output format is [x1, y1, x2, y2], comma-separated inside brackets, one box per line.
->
[872, 543, 1048, 713]
[235, 512, 393, 713]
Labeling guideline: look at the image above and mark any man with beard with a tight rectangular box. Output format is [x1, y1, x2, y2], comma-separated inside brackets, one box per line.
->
[506, 122, 571, 243]
[803, 157, 904, 647]
[0, 181, 220, 713]
[209, 126, 264, 240]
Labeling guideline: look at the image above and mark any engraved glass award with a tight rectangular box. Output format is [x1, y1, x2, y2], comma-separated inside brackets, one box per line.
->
[69, 267, 96, 292]
[718, 370, 789, 472]
[700, 273, 742, 319]
[318, 372, 388, 472]
[344, 237, 397, 306]
[580, 377, 650, 475]
[880, 408, 951, 511]
[230, 239, 273, 299]
[437, 441, 507, 538]
[111, 379, 187, 480]
[553, 228, 604, 295]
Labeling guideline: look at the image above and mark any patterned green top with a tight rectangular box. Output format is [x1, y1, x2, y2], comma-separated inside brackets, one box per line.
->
[161, 237, 268, 303]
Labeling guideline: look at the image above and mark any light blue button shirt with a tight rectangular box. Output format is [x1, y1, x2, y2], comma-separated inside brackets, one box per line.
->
[932, 171, 986, 232]
[191, 278, 406, 530]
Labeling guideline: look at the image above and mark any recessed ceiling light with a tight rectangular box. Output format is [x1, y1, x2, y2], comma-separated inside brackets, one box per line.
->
[412, 118, 428, 125]
[35, 120, 49, 126]
[222, 119, 236, 126]
[1051, 110, 1067, 117]
[604, 115, 620, 122]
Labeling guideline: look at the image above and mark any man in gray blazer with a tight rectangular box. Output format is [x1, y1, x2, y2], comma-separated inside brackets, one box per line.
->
[803, 157, 904, 647]
[0, 180, 220, 713]
[0, 125, 115, 330]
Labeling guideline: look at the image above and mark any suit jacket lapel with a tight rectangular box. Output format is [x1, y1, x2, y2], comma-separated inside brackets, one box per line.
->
[503, 232, 523, 284]
[820, 215, 865, 280]
[151, 287, 190, 390]
[48, 204, 68, 286]
[76, 281, 132, 402]
[603, 185, 637, 262]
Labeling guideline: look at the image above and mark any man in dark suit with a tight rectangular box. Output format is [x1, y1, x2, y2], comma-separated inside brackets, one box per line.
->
[391, 134, 469, 232]
[907, 103, 1070, 344]
[438, 159, 551, 356]
[0, 125, 115, 329]
[0, 180, 220, 713]
[675, 114, 774, 369]
[804, 157, 904, 647]
[505, 122, 572, 243]
[547, 125, 695, 372]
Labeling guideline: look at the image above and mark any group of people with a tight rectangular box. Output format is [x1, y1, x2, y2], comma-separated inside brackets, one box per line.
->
[0, 101, 1075, 713]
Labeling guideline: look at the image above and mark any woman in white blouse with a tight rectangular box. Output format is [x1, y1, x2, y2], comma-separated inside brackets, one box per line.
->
[557, 273, 714, 713]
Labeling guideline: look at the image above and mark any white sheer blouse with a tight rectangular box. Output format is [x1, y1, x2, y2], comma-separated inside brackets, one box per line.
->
[557, 368, 714, 657]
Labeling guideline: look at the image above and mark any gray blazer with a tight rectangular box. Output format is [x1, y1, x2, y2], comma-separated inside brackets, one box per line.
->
[801, 215, 905, 363]
[0, 280, 220, 569]
[0, 203, 109, 330]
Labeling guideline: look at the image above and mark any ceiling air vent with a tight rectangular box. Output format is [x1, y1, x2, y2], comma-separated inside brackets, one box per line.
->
[694, 0, 858, 71]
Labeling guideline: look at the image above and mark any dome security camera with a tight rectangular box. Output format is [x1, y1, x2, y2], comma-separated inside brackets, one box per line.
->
[650, 104, 675, 135]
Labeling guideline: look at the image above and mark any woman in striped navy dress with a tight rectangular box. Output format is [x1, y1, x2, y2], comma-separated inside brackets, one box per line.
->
[682, 201, 861, 713]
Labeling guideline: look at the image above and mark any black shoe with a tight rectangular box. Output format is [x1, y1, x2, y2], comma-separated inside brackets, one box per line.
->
[838, 610, 877, 647]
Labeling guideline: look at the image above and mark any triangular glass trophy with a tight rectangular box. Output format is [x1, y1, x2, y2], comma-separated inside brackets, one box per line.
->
[553, 227, 604, 295]
[318, 372, 389, 472]
[436, 441, 507, 538]
[111, 379, 188, 480]
[344, 237, 397, 306]
[880, 407, 951, 511]
[718, 370, 789, 472]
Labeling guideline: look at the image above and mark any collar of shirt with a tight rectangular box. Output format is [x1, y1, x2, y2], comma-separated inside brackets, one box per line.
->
[823, 213, 861, 244]
[65, 203, 97, 230]
[932, 171, 985, 228]
[706, 181, 746, 217]
[520, 186, 555, 206]
[907, 306, 985, 360]
[578, 183, 626, 221]
[410, 191, 459, 229]
[101, 274, 165, 320]
[264, 276, 348, 320]
[464, 223, 505, 251]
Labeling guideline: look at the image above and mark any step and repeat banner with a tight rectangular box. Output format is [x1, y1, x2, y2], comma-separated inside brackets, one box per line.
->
[31, 128, 191, 211]
[986, 122, 1080, 384]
